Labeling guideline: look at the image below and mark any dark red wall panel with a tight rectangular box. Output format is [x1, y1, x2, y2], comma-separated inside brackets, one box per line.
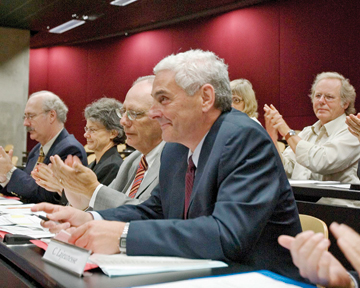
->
[28, 0, 360, 150]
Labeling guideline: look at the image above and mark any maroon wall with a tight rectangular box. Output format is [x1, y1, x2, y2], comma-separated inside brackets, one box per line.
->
[28, 0, 360, 149]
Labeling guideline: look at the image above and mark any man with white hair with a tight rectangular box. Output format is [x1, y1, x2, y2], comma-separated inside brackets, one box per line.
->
[0, 91, 87, 204]
[264, 72, 360, 184]
[33, 50, 303, 281]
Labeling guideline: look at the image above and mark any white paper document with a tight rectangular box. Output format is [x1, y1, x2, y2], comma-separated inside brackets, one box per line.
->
[135, 272, 307, 288]
[0, 197, 23, 205]
[89, 254, 228, 277]
[0, 211, 54, 238]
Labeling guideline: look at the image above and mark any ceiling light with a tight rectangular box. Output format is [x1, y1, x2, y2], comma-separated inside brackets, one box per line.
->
[110, 0, 137, 7]
[49, 19, 85, 34]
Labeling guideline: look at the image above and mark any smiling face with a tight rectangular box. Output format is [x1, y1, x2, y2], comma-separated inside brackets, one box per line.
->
[84, 119, 115, 153]
[149, 70, 205, 147]
[120, 80, 162, 155]
[312, 78, 348, 125]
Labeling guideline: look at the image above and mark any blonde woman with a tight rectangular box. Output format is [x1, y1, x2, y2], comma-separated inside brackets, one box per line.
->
[230, 79, 261, 125]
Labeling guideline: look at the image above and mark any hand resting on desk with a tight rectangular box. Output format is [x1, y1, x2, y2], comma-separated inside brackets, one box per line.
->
[31, 203, 125, 254]
[278, 223, 360, 287]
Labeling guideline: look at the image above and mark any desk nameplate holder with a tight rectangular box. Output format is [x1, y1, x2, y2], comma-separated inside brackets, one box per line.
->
[42, 238, 91, 277]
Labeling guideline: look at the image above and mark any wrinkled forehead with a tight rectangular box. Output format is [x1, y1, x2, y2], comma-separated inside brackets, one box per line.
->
[314, 78, 342, 96]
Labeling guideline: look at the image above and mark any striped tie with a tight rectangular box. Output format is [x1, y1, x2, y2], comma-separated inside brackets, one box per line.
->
[128, 155, 148, 198]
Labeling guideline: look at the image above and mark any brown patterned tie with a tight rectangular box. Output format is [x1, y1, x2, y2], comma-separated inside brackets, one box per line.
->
[37, 147, 45, 164]
[184, 156, 196, 219]
[128, 155, 148, 198]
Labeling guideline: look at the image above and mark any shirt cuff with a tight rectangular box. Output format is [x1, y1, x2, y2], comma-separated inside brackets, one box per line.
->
[88, 211, 104, 220]
[88, 184, 103, 208]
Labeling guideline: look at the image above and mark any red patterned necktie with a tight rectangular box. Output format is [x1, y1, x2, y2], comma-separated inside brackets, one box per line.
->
[184, 156, 196, 219]
[128, 155, 148, 198]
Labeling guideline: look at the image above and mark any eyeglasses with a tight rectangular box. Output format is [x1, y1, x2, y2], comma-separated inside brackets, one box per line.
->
[116, 108, 147, 121]
[314, 94, 337, 102]
[84, 127, 105, 134]
[232, 96, 243, 104]
[23, 111, 49, 121]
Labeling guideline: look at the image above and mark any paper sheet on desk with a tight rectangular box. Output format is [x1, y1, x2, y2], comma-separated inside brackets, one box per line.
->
[0, 196, 23, 205]
[135, 272, 312, 288]
[0, 204, 34, 214]
[89, 253, 228, 277]
[0, 212, 54, 238]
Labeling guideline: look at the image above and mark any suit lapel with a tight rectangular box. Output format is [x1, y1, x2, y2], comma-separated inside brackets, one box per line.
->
[136, 156, 159, 197]
[122, 152, 142, 193]
[188, 112, 227, 210]
[44, 129, 69, 164]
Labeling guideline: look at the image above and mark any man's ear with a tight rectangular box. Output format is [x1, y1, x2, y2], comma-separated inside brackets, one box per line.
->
[49, 110, 57, 124]
[342, 101, 349, 110]
[200, 84, 216, 112]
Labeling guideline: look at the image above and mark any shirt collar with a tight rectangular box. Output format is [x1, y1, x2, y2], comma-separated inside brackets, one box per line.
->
[311, 113, 346, 136]
[42, 128, 63, 155]
[142, 141, 165, 168]
[187, 132, 208, 168]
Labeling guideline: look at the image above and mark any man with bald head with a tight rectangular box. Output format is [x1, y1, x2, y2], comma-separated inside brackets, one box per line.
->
[0, 91, 87, 204]
[37, 76, 165, 210]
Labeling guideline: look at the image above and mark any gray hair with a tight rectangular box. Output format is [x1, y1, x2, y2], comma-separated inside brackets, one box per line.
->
[29, 90, 68, 123]
[153, 49, 232, 112]
[84, 98, 125, 145]
[310, 72, 356, 115]
[230, 79, 259, 118]
[132, 75, 155, 86]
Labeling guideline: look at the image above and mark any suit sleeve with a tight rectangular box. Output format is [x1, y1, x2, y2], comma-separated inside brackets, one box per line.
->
[5, 143, 87, 204]
[98, 125, 295, 261]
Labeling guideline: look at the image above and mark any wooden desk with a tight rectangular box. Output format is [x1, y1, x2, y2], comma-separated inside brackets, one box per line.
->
[0, 241, 258, 288]
[292, 183, 360, 270]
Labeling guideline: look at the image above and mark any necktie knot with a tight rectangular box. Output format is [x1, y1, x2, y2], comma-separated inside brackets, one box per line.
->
[37, 147, 45, 164]
[140, 155, 148, 171]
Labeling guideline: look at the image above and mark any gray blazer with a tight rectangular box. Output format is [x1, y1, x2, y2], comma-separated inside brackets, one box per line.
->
[93, 142, 165, 210]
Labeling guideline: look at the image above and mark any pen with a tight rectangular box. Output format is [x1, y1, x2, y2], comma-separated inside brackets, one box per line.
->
[31, 214, 50, 221]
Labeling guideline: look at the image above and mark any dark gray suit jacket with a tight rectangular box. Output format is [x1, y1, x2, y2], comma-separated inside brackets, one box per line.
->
[1, 129, 87, 204]
[92, 142, 165, 210]
[98, 110, 303, 281]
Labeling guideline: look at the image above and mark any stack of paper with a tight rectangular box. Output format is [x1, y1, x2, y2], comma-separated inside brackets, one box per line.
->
[89, 254, 228, 277]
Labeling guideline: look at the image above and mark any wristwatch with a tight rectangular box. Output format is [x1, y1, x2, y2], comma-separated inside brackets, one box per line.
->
[119, 223, 130, 254]
[285, 129, 296, 142]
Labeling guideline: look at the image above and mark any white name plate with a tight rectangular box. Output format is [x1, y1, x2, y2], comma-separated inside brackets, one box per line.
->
[43, 239, 91, 276]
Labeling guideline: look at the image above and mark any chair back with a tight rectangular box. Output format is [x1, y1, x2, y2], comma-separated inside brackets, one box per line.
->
[11, 156, 18, 166]
[277, 141, 286, 153]
[87, 153, 96, 164]
[299, 214, 328, 239]
[4, 144, 14, 153]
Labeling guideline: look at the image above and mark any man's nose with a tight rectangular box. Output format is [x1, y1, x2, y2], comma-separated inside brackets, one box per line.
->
[148, 102, 161, 120]
[120, 113, 132, 127]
